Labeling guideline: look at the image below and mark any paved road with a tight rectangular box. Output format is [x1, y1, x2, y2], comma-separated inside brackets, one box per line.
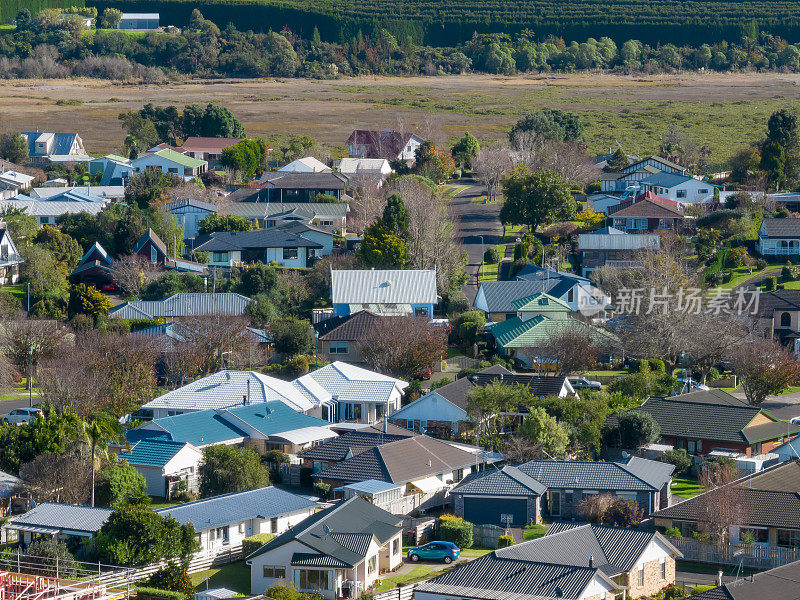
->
[449, 178, 503, 301]
[0, 396, 37, 416]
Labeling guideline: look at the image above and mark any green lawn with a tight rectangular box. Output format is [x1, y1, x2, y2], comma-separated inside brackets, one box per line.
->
[442, 184, 469, 201]
[584, 369, 627, 377]
[148, 498, 178, 509]
[460, 547, 494, 557]
[2, 284, 26, 303]
[375, 566, 435, 591]
[523, 525, 548, 541]
[189, 561, 250, 594]
[671, 476, 706, 499]
[713, 266, 781, 292]
[478, 261, 500, 283]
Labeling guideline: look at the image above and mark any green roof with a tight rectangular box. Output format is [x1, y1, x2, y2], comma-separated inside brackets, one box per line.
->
[488, 316, 617, 349]
[155, 148, 206, 168]
[512, 292, 572, 313]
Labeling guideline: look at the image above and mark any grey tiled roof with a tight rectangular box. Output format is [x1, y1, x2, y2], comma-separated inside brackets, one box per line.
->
[222, 199, 349, 220]
[316, 311, 383, 341]
[194, 229, 323, 252]
[298, 426, 415, 462]
[691, 560, 800, 600]
[760, 218, 800, 238]
[157, 486, 317, 530]
[476, 280, 573, 313]
[9, 503, 112, 534]
[452, 465, 548, 497]
[517, 457, 673, 492]
[246, 496, 402, 567]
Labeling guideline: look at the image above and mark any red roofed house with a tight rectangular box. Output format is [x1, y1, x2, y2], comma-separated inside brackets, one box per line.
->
[608, 193, 686, 233]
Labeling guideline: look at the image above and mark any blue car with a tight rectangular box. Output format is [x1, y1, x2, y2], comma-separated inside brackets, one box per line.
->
[407, 541, 461, 564]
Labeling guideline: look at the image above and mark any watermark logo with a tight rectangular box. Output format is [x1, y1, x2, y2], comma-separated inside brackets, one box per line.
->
[614, 287, 760, 316]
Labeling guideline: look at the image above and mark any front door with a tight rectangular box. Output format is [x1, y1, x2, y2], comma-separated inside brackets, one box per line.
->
[550, 491, 561, 517]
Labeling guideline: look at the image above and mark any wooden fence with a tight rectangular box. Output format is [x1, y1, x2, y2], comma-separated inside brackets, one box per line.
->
[372, 584, 416, 600]
[671, 537, 800, 570]
[472, 524, 505, 549]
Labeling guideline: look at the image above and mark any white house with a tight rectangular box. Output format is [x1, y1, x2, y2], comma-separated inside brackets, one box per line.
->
[346, 130, 423, 162]
[117, 13, 160, 29]
[247, 496, 403, 599]
[116, 439, 203, 498]
[0, 226, 23, 285]
[337, 158, 392, 177]
[757, 218, 800, 257]
[279, 157, 331, 173]
[20, 132, 90, 165]
[158, 486, 318, 557]
[132, 148, 207, 181]
[194, 228, 324, 268]
[639, 172, 713, 204]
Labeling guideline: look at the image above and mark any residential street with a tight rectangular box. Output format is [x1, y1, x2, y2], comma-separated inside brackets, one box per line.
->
[449, 178, 504, 301]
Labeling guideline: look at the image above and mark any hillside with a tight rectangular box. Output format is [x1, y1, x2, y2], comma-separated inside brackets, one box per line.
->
[1, 0, 84, 23]
[88, 0, 800, 46]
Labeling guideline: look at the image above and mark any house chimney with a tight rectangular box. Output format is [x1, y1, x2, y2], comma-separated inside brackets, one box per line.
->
[243, 394, 247, 406]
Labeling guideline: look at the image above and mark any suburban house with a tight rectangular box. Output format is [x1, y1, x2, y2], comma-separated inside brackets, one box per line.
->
[329, 269, 438, 318]
[193, 228, 324, 268]
[20, 132, 90, 165]
[222, 200, 349, 235]
[346, 130, 423, 162]
[0, 227, 22, 285]
[690, 559, 800, 600]
[756, 218, 800, 257]
[110, 293, 252, 320]
[246, 495, 403, 599]
[638, 172, 713, 204]
[415, 522, 682, 600]
[30, 185, 124, 202]
[0, 169, 35, 198]
[274, 222, 335, 256]
[180, 137, 242, 169]
[599, 155, 688, 194]
[132, 148, 207, 180]
[577, 226, 661, 277]
[389, 365, 576, 438]
[451, 455, 674, 526]
[611, 389, 800, 457]
[117, 13, 159, 29]
[279, 157, 331, 173]
[337, 158, 392, 177]
[474, 265, 612, 321]
[298, 423, 417, 473]
[752, 289, 800, 351]
[157, 487, 318, 557]
[133, 228, 170, 266]
[0, 196, 107, 226]
[116, 439, 203, 498]
[88, 155, 133, 186]
[255, 171, 349, 202]
[138, 370, 322, 419]
[485, 292, 617, 367]
[70, 241, 115, 290]
[127, 400, 338, 458]
[5, 503, 112, 546]
[312, 434, 484, 497]
[313, 311, 388, 364]
[608, 195, 686, 232]
[293, 361, 408, 424]
[0, 470, 20, 516]
[168, 198, 218, 239]
[653, 459, 800, 547]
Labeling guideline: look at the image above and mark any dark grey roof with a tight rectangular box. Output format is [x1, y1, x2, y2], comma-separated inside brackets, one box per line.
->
[418, 523, 680, 600]
[469, 373, 570, 401]
[477, 280, 574, 313]
[246, 496, 402, 567]
[313, 435, 480, 485]
[316, 311, 384, 342]
[611, 389, 798, 445]
[515, 265, 591, 284]
[290, 553, 349, 568]
[653, 460, 800, 529]
[156, 486, 317, 530]
[133, 228, 168, 256]
[452, 465, 548, 497]
[194, 229, 323, 252]
[690, 559, 800, 600]
[760, 218, 800, 238]
[298, 425, 416, 462]
[261, 171, 349, 190]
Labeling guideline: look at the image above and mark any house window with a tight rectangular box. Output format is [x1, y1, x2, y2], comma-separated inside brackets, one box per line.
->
[659, 559, 666, 580]
[318, 220, 333, 226]
[699, 189, 709, 194]
[167, 167, 178, 174]
[637, 567, 644, 587]
[150, 245, 157, 264]
[296, 569, 330, 590]
[414, 306, 429, 317]
[271, 517, 278, 531]
[215, 526, 229, 544]
[393, 538, 400, 555]
[777, 529, 800, 548]
[184, 168, 194, 176]
[565, 491, 573, 505]
[263, 566, 286, 579]
[781, 312, 792, 327]
[567, 289, 574, 303]
[455, 468, 464, 482]
[367, 555, 377, 575]
[344, 403, 362, 420]
[406, 419, 414, 430]
[283, 248, 299, 260]
[676, 190, 687, 198]
[212, 252, 229, 263]
[328, 342, 349, 355]
[740, 527, 769, 544]
[659, 219, 673, 229]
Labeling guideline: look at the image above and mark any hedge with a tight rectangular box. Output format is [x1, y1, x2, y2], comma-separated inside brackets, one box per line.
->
[497, 535, 514, 548]
[242, 533, 276, 558]
[135, 587, 185, 600]
[438, 518, 473, 548]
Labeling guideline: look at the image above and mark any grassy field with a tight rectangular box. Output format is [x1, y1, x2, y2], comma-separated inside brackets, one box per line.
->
[189, 561, 250, 594]
[671, 476, 706, 499]
[1, 73, 800, 166]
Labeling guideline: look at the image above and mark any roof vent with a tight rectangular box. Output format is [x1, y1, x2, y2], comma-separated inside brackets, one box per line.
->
[322, 524, 331, 535]
[427, 460, 432, 467]
[225, 372, 231, 381]
[589, 556, 594, 568]
[621, 451, 629, 459]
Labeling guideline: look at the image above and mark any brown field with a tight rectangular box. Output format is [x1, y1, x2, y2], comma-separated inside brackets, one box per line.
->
[3, 72, 800, 165]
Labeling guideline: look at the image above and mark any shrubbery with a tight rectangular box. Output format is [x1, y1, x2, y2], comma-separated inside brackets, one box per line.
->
[438, 516, 473, 548]
[242, 533, 276, 558]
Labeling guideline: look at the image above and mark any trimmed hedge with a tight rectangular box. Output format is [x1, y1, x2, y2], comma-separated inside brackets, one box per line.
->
[242, 533, 276, 558]
[497, 535, 514, 548]
[438, 517, 473, 549]
[135, 587, 185, 600]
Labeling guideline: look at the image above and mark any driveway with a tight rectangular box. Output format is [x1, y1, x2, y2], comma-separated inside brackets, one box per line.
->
[449, 178, 503, 301]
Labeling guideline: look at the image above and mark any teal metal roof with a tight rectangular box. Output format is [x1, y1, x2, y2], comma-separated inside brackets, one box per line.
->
[118, 439, 189, 467]
[223, 401, 330, 436]
[488, 316, 617, 349]
[127, 411, 249, 446]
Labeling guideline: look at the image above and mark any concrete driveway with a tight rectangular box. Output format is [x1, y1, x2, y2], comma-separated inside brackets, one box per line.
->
[449, 178, 503, 301]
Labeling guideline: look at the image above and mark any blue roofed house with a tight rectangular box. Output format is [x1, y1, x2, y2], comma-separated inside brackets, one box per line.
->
[20, 132, 90, 165]
[116, 439, 203, 499]
[157, 486, 318, 558]
[329, 269, 438, 318]
[88, 155, 134, 186]
[639, 172, 713, 204]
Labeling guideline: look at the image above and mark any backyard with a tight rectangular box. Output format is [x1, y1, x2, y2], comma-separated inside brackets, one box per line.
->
[189, 561, 250, 595]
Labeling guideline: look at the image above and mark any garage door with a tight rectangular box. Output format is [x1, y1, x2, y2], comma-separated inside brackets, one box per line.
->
[463, 496, 527, 526]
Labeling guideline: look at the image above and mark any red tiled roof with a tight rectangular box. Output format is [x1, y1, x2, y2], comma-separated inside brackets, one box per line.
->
[180, 137, 244, 152]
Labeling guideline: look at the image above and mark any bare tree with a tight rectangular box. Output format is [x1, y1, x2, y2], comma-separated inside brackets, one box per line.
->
[19, 451, 92, 505]
[416, 114, 446, 147]
[167, 315, 251, 376]
[504, 436, 543, 462]
[360, 316, 446, 380]
[732, 336, 800, 405]
[511, 132, 600, 189]
[696, 461, 745, 543]
[112, 254, 153, 297]
[522, 323, 611, 376]
[473, 149, 513, 202]
[578, 493, 616, 524]
[349, 175, 386, 233]
[0, 313, 69, 390]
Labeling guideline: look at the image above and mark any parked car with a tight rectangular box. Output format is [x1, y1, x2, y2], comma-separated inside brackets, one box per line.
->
[568, 376, 602, 391]
[2, 407, 41, 424]
[407, 541, 461, 564]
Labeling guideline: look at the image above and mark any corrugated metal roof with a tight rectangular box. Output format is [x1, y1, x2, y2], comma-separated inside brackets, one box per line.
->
[118, 439, 190, 467]
[158, 486, 317, 529]
[476, 280, 573, 313]
[293, 361, 406, 407]
[9, 503, 112, 534]
[110, 293, 251, 319]
[488, 316, 616, 349]
[336, 479, 401, 494]
[127, 411, 250, 446]
[331, 269, 437, 305]
[578, 232, 661, 251]
[0, 198, 107, 217]
[20, 132, 79, 157]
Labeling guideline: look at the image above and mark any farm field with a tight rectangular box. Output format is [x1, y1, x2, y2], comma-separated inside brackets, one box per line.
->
[1, 72, 799, 166]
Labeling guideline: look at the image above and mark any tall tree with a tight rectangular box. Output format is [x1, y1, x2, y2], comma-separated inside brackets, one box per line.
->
[518, 406, 570, 458]
[733, 337, 800, 405]
[382, 194, 410, 238]
[509, 110, 583, 143]
[357, 222, 408, 268]
[81, 415, 121, 507]
[360, 316, 446, 380]
[198, 445, 268, 497]
[0, 133, 29, 164]
[500, 167, 576, 231]
[451, 132, 480, 169]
